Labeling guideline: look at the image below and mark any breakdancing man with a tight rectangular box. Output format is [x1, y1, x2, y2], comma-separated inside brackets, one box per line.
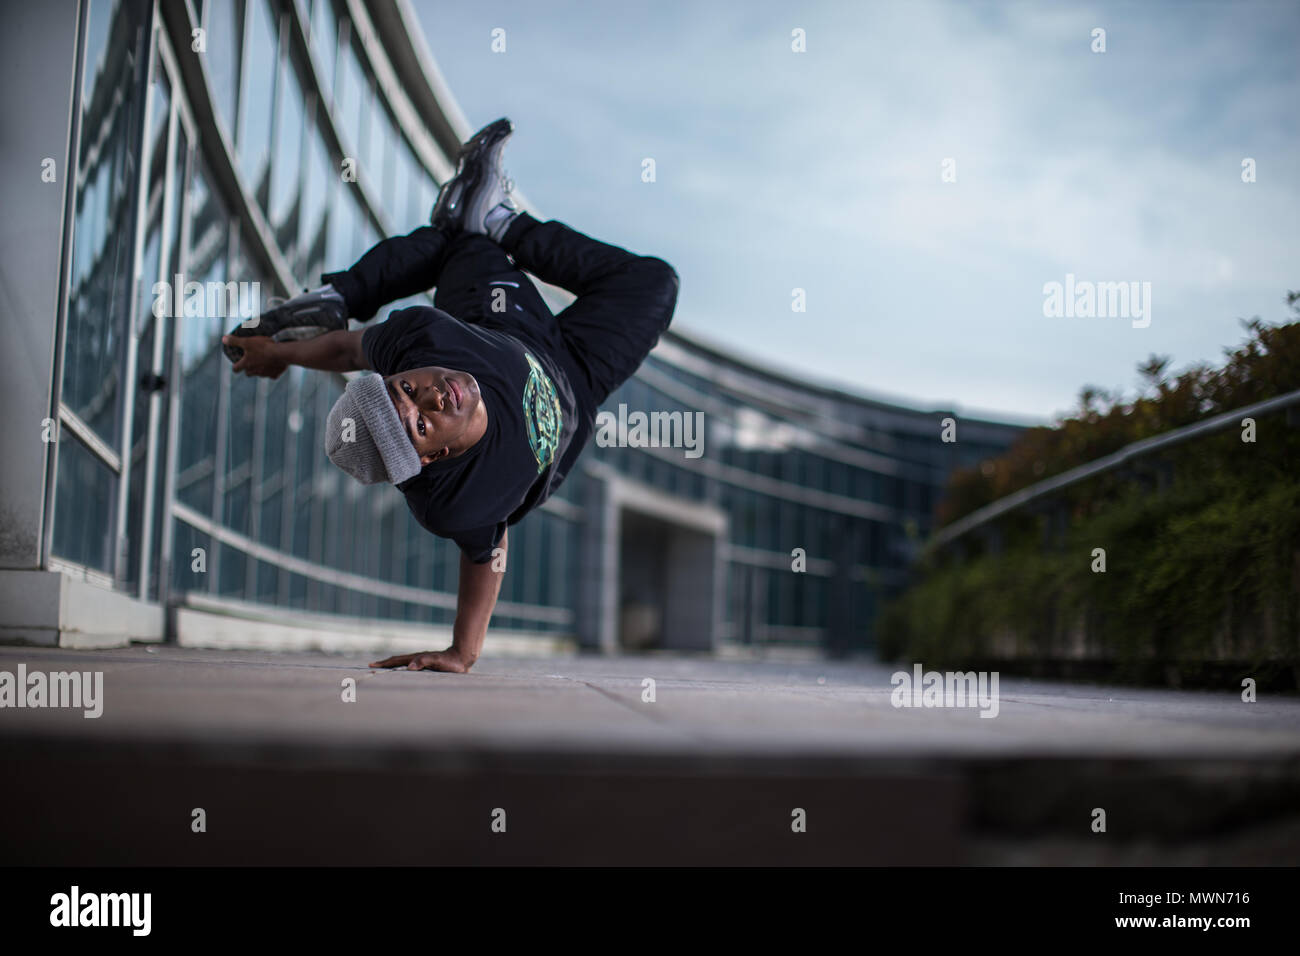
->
[222, 118, 679, 673]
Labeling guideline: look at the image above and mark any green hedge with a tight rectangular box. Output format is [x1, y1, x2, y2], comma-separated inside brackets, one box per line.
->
[880, 478, 1299, 681]
[880, 310, 1300, 686]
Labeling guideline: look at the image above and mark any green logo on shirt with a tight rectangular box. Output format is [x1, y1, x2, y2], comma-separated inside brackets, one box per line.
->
[522, 352, 562, 472]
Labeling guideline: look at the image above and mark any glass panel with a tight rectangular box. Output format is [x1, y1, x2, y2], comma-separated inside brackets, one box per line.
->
[395, 143, 414, 228]
[179, 158, 231, 372]
[175, 319, 219, 518]
[236, 0, 278, 209]
[174, 151, 232, 533]
[218, 497, 248, 595]
[375, 106, 399, 224]
[220, 234, 271, 591]
[223, 239, 261, 490]
[52, 434, 118, 573]
[297, 120, 332, 281]
[355, 207, 379, 263]
[255, 554, 280, 603]
[292, 467, 313, 560]
[164, 116, 186, 285]
[326, 182, 357, 266]
[170, 520, 212, 599]
[147, 124, 190, 601]
[335, 35, 364, 158]
[270, 59, 304, 238]
[260, 375, 291, 558]
[420, 170, 437, 226]
[362, 85, 388, 199]
[310, 0, 336, 99]
[146, 55, 169, 151]
[80, 0, 115, 97]
[62, 0, 151, 452]
[399, 144, 431, 230]
[260, 484, 284, 553]
[204, 0, 243, 133]
[133, 186, 162, 346]
[122, 53, 171, 593]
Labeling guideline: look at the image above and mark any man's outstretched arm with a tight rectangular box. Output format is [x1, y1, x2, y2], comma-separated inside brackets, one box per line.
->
[223, 328, 370, 377]
[370, 528, 506, 674]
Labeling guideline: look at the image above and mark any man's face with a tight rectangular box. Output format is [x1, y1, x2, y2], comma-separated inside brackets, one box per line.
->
[384, 365, 488, 465]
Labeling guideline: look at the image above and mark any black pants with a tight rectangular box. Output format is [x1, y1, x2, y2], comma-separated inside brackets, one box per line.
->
[322, 212, 679, 408]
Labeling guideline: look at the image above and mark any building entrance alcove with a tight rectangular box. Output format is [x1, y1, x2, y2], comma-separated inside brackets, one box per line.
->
[575, 463, 725, 654]
[618, 510, 718, 651]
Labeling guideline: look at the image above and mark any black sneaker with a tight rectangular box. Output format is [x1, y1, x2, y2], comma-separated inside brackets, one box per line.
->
[430, 117, 516, 233]
[222, 286, 348, 364]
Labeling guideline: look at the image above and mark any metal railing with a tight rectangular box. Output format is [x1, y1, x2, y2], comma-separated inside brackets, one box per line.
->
[930, 387, 1300, 550]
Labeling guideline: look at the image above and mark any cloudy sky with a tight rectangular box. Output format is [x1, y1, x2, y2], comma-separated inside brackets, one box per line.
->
[409, 0, 1298, 423]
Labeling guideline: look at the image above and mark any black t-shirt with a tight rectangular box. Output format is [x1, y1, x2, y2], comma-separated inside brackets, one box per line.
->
[362, 306, 579, 563]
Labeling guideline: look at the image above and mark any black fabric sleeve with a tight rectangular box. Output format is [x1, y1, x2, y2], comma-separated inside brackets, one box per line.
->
[452, 523, 505, 564]
[361, 306, 443, 376]
[362, 309, 418, 376]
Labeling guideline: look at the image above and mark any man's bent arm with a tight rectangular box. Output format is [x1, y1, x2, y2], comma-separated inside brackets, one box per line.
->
[276, 328, 370, 372]
[449, 528, 506, 669]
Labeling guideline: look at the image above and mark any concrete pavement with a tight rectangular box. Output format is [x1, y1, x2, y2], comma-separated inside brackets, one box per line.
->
[2, 645, 1298, 864]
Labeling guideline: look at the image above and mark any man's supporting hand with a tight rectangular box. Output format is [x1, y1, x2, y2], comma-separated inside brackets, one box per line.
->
[369, 649, 470, 673]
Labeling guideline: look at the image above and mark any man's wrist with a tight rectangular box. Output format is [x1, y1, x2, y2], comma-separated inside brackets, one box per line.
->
[447, 641, 477, 670]
[272, 337, 318, 370]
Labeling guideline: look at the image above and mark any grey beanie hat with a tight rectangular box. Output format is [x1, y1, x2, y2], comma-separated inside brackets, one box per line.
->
[324, 372, 422, 485]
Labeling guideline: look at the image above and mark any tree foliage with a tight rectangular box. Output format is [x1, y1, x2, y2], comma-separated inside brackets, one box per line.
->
[937, 296, 1300, 529]
[880, 294, 1300, 684]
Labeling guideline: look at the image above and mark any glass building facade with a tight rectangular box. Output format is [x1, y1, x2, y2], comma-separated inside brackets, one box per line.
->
[19, 0, 1023, 655]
